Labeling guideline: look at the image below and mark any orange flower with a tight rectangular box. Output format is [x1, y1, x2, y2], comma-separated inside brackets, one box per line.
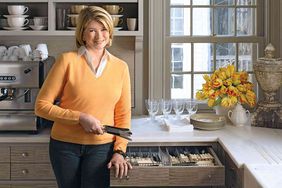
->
[212, 78, 223, 88]
[195, 64, 256, 108]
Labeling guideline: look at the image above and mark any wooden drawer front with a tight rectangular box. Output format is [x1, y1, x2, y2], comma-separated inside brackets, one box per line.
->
[11, 164, 55, 180]
[11, 183, 57, 188]
[11, 146, 49, 163]
[0, 163, 10, 180]
[110, 167, 169, 186]
[0, 185, 11, 188]
[169, 167, 225, 186]
[0, 147, 10, 162]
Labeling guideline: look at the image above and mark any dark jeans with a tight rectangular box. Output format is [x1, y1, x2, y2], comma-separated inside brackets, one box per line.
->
[49, 138, 114, 188]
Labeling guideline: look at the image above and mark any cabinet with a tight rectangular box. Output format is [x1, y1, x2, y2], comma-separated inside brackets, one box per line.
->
[0, 0, 143, 36]
[212, 142, 243, 188]
[0, 142, 226, 188]
[0, 144, 56, 187]
[0, 0, 144, 115]
[224, 152, 243, 188]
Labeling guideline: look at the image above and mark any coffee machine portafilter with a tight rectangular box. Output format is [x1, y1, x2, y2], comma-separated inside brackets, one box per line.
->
[0, 57, 54, 133]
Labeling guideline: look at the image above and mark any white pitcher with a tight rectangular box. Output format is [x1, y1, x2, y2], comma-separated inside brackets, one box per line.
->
[228, 103, 250, 126]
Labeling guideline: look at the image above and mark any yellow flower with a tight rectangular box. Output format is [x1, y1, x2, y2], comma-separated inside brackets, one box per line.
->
[203, 74, 210, 82]
[223, 78, 233, 86]
[207, 98, 215, 107]
[197, 64, 256, 108]
[237, 84, 247, 93]
[212, 78, 223, 88]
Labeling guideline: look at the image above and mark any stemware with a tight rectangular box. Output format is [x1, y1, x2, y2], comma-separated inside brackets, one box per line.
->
[172, 99, 184, 120]
[160, 99, 172, 119]
[186, 99, 198, 117]
[145, 99, 159, 121]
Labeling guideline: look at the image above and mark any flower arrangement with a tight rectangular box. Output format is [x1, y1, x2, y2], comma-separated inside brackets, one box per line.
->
[196, 64, 256, 108]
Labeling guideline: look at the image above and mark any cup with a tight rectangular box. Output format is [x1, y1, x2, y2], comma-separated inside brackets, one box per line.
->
[8, 5, 29, 15]
[7, 46, 18, 56]
[7, 17, 29, 27]
[19, 44, 32, 57]
[32, 50, 42, 60]
[2, 56, 9, 61]
[111, 16, 123, 27]
[127, 18, 137, 31]
[14, 48, 26, 59]
[33, 17, 47, 26]
[103, 5, 123, 15]
[68, 14, 79, 27]
[8, 55, 18, 61]
[23, 55, 32, 61]
[0, 46, 7, 56]
[70, 5, 88, 14]
[56, 8, 66, 30]
[36, 43, 48, 54]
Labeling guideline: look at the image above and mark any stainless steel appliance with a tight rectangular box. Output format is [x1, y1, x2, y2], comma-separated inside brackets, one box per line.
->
[0, 57, 54, 132]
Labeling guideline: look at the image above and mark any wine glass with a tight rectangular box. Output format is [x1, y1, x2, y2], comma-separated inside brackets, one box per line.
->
[160, 99, 172, 119]
[172, 99, 184, 120]
[145, 99, 159, 121]
[186, 99, 198, 118]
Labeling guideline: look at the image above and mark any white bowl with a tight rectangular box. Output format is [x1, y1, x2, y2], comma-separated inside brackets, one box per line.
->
[29, 25, 46, 30]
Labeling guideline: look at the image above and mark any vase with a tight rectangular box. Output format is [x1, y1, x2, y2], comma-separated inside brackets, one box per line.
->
[214, 105, 233, 122]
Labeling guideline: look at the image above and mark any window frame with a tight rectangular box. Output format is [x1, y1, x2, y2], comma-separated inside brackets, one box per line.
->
[163, 0, 265, 108]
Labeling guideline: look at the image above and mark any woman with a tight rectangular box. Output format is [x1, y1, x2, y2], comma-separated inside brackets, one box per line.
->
[35, 6, 132, 188]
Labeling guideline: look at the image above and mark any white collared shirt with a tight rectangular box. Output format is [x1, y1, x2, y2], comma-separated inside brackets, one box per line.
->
[77, 46, 108, 78]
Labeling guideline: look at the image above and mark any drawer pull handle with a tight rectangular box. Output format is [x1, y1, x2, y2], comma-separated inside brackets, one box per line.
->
[21, 152, 28, 157]
[22, 169, 29, 174]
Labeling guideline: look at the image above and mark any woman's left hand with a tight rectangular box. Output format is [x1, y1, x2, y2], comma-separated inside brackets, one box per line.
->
[107, 153, 132, 179]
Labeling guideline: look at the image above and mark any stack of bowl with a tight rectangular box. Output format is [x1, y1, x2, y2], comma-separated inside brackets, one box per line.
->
[102, 5, 124, 31]
[67, 5, 88, 30]
[4, 5, 29, 31]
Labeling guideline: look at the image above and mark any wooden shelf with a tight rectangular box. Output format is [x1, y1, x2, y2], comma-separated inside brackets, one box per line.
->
[0, 30, 142, 36]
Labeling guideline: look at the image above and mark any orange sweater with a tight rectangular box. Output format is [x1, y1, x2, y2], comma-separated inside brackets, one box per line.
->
[35, 51, 131, 152]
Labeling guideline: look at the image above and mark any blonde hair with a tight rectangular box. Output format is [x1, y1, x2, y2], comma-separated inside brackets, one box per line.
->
[75, 6, 114, 48]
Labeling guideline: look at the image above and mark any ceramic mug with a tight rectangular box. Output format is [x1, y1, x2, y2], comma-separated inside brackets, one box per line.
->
[111, 16, 123, 27]
[127, 18, 137, 31]
[8, 5, 29, 15]
[7, 17, 29, 27]
[103, 5, 123, 15]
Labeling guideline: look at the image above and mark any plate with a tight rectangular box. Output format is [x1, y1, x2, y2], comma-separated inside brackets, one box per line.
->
[190, 113, 226, 130]
[3, 26, 28, 31]
[4, 15, 29, 18]
[67, 26, 76, 30]
[29, 25, 47, 30]
[114, 27, 122, 31]
[67, 14, 79, 17]
[111, 14, 123, 18]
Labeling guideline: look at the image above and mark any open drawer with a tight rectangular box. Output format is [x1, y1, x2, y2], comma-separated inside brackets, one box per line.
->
[110, 146, 225, 187]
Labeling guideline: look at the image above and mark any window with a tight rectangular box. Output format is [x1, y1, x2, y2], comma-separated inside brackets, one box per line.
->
[167, 0, 263, 100]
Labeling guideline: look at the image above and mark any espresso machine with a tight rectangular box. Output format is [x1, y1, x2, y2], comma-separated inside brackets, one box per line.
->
[0, 57, 54, 133]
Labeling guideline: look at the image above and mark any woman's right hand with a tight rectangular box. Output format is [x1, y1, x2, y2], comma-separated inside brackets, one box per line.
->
[79, 112, 104, 134]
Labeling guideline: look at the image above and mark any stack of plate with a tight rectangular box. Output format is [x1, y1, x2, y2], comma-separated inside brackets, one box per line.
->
[190, 113, 226, 130]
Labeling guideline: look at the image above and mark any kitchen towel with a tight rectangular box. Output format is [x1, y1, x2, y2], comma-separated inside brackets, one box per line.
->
[162, 118, 194, 133]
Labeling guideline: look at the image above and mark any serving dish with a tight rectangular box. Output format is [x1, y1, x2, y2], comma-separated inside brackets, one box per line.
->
[190, 113, 226, 130]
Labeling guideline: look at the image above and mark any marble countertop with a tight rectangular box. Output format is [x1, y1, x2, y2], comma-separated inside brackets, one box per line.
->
[1, 116, 282, 187]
